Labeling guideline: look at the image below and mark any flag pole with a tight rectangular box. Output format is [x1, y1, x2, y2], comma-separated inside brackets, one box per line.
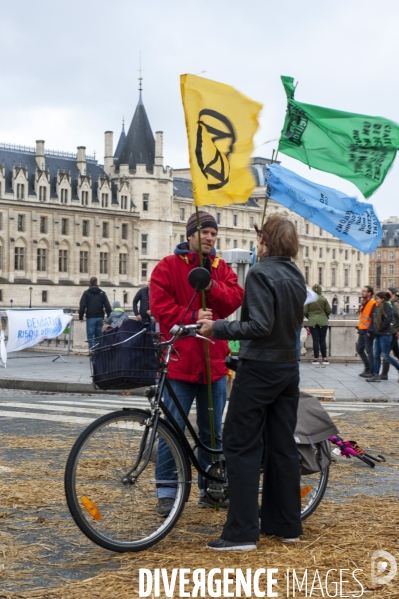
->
[195, 207, 217, 462]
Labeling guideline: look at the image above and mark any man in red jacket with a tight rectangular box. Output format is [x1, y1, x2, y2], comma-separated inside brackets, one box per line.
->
[150, 211, 244, 517]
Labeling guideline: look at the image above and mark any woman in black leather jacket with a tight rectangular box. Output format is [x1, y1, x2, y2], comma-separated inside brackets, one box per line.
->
[198, 214, 307, 551]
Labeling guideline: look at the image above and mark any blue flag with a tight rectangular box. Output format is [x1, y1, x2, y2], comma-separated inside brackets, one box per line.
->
[265, 164, 382, 253]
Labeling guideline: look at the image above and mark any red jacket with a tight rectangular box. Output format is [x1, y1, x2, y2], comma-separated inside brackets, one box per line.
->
[150, 244, 244, 383]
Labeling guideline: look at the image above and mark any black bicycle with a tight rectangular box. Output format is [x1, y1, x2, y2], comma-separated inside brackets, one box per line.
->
[65, 271, 329, 553]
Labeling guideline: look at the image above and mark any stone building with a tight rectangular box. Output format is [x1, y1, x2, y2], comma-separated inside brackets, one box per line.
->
[0, 90, 368, 312]
[369, 216, 399, 292]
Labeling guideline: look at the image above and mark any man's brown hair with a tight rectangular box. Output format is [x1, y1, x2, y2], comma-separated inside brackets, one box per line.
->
[255, 214, 298, 258]
[89, 276, 98, 286]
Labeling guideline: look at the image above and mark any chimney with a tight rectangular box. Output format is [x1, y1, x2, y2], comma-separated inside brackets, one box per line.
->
[77, 146, 86, 175]
[155, 131, 163, 167]
[104, 131, 113, 175]
[36, 140, 45, 170]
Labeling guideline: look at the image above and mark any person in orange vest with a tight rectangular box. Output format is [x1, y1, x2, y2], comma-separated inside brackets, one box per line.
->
[357, 285, 376, 377]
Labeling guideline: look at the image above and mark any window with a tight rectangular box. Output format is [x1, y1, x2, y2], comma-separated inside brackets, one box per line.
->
[304, 266, 309, 285]
[357, 270, 361, 287]
[217, 239, 221, 250]
[344, 250, 348, 260]
[377, 251, 382, 259]
[305, 246, 309, 257]
[82, 220, 89, 236]
[100, 252, 108, 274]
[389, 279, 394, 287]
[17, 183, 25, 199]
[81, 190, 89, 206]
[121, 224, 128, 239]
[332, 248, 336, 259]
[344, 268, 349, 287]
[123, 291, 128, 305]
[121, 195, 128, 209]
[233, 240, 237, 248]
[40, 216, 47, 234]
[17, 214, 25, 232]
[216, 212, 221, 225]
[249, 216, 254, 228]
[15, 247, 25, 270]
[61, 218, 68, 235]
[180, 235, 184, 243]
[389, 251, 394, 260]
[79, 251, 88, 273]
[143, 194, 149, 211]
[357, 251, 360, 261]
[331, 268, 336, 287]
[319, 227, 323, 236]
[233, 215, 237, 226]
[319, 247, 323, 258]
[180, 208, 185, 221]
[141, 262, 148, 281]
[119, 253, 127, 275]
[305, 223, 309, 235]
[61, 188, 68, 204]
[59, 249, 68, 272]
[42, 290, 47, 303]
[141, 234, 148, 253]
[37, 248, 47, 272]
[389, 264, 394, 275]
[39, 186, 47, 202]
[102, 222, 109, 238]
[101, 193, 109, 208]
[318, 267, 323, 286]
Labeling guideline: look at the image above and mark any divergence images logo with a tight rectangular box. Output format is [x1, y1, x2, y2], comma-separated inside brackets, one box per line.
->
[371, 550, 397, 585]
[195, 109, 236, 191]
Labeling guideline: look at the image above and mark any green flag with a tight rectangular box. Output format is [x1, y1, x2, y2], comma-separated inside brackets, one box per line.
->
[278, 76, 399, 198]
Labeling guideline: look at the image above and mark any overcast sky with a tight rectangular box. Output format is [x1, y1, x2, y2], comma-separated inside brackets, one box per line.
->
[1, 0, 398, 220]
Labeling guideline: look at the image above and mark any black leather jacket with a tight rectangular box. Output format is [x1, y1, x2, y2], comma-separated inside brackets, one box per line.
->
[212, 255, 306, 362]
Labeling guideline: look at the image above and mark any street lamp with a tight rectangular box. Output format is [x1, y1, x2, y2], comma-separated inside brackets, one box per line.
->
[376, 259, 381, 289]
[10, 299, 13, 309]
[113, 288, 116, 302]
[29, 286, 33, 309]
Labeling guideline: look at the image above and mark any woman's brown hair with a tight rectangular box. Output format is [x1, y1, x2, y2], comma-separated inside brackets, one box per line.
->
[255, 214, 298, 258]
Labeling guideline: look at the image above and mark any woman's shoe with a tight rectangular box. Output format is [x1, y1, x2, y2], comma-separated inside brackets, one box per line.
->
[312, 360, 320, 365]
[322, 360, 329, 365]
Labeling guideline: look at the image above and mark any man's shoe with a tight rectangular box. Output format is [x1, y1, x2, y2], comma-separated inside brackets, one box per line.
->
[198, 495, 229, 509]
[359, 371, 373, 378]
[322, 360, 329, 365]
[379, 374, 388, 380]
[278, 537, 300, 543]
[157, 497, 175, 517]
[312, 360, 320, 365]
[206, 538, 257, 551]
[366, 375, 381, 382]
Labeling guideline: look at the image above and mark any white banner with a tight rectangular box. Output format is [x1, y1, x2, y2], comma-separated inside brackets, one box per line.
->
[6, 310, 72, 353]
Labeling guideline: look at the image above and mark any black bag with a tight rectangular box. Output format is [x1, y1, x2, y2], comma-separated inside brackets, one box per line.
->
[295, 392, 339, 475]
[91, 319, 158, 390]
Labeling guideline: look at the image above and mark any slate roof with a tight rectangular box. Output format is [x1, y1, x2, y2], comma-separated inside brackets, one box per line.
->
[0, 145, 106, 202]
[114, 122, 126, 160]
[380, 221, 399, 247]
[114, 93, 155, 172]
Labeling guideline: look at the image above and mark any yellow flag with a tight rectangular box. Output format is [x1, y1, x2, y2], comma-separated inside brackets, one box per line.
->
[180, 74, 262, 207]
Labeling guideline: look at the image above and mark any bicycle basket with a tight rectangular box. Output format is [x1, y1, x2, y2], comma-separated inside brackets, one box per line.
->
[90, 320, 159, 390]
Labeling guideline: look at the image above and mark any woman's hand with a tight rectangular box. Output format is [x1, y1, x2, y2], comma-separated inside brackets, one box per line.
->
[197, 319, 214, 337]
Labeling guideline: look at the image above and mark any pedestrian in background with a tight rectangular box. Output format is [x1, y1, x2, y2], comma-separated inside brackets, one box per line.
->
[366, 292, 398, 382]
[303, 284, 331, 365]
[356, 286, 376, 378]
[79, 277, 112, 349]
[133, 282, 151, 324]
[102, 300, 129, 331]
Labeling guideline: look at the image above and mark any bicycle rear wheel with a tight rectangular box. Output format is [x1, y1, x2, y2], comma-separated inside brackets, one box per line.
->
[65, 409, 191, 552]
[300, 440, 330, 520]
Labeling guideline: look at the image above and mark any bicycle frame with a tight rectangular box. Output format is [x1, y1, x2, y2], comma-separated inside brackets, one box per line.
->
[122, 330, 225, 486]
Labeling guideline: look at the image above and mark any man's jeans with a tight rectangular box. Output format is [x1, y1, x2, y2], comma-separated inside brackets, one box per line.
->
[86, 317, 103, 349]
[374, 335, 399, 375]
[296, 327, 302, 360]
[156, 377, 227, 499]
[357, 330, 374, 373]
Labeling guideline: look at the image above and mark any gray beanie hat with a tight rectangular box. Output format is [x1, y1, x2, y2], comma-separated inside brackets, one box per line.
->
[113, 300, 121, 308]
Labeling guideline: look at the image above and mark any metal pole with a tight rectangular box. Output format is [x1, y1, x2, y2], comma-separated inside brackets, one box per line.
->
[29, 287, 32, 309]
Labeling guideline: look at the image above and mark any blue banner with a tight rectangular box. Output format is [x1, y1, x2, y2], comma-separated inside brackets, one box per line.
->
[265, 163, 382, 253]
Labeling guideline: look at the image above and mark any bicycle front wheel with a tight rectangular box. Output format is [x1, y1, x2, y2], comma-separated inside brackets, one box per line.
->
[65, 409, 191, 552]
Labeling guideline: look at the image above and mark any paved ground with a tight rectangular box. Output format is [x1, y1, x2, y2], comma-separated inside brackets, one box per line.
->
[1, 353, 399, 400]
[0, 390, 397, 595]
